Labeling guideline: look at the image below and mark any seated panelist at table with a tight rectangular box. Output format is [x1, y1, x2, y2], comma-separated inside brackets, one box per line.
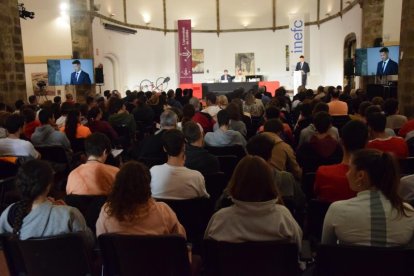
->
[234, 69, 245, 82]
[220, 69, 234, 83]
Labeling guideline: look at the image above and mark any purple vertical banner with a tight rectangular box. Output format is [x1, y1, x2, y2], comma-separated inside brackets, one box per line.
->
[178, 20, 193, 84]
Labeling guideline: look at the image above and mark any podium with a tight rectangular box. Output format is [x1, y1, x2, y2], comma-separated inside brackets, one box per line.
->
[293, 71, 302, 96]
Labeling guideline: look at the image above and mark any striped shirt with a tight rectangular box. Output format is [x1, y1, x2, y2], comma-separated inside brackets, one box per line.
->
[322, 190, 414, 247]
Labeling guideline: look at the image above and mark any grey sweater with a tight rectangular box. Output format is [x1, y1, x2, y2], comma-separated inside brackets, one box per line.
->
[31, 124, 71, 150]
[0, 201, 94, 246]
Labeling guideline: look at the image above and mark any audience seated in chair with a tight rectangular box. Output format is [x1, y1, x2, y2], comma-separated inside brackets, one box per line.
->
[399, 118, 414, 139]
[150, 129, 209, 200]
[367, 112, 408, 159]
[66, 133, 119, 196]
[204, 155, 302, 250]
[322, 149, 414, 247]
[31, 109, 71, 151]
[87, 107, 118, 143]
[55, 102, 72, 129]
[0, 160, 93, 246]
[182, 121, 220, 176]
[0, 111, 11, 139]
[297, 112, 343, 173]
[107, 98, 136, 135]
[96, 161, 186, 238]
[202, 93, 221, 120]
[263, 119, 302, 180]
[167, 89, 183, 109]
[297, 102, 339, 148]
[327, 87, 348, 116]
[383, 98, 407, 130]
[314, 120, 368, 203]
[138, 110, 177, 160]
[132, 93, 155, 127]
[216, 134, 306, 220]
[60, 109, 91, 139]
[21, 107, 41, 140]
[204, 109, 246, 148]
[189, 97, 215, 133]
[258, 106, 293, 144]
[0, 114, 40, 159]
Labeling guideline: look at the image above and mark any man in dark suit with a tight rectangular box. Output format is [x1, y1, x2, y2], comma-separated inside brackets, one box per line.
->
[295, 55, 310, 87]
[220, 69, 234, 82]
[70, 60, 91, 85]
[376, 47, 399, 76]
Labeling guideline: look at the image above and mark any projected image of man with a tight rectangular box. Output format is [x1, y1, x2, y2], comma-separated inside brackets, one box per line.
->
[376, 47, 398, 76]
[70, 60, 91, 85]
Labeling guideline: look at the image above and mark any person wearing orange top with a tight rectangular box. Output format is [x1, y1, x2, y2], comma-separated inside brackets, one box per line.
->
[21, 108, 41, 140]
[66, 133, 119, 196]
[314, 120, 368, 203]
[60, 109, 91, 139]
[366, 112, 408, 159]
[327, 88, 348, 116]
[96, 161, 186, 237]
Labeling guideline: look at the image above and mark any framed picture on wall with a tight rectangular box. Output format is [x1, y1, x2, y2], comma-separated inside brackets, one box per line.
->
[192, 49, 204, 74]
[235, 53, 255, 75]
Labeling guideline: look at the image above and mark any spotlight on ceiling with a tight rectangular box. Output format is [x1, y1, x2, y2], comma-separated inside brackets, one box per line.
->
[18, 3, 35, 20]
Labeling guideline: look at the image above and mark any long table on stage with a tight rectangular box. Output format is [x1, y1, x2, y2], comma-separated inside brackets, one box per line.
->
[179, 81, 280, 99]
[201, 82, 259, 97]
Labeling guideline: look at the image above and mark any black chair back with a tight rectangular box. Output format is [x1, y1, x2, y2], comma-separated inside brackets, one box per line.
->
[204, 172, 228, 205]
[399, 157, 414, 176]
[112, 124, 132, 149]
[407, 137, 414, 157]
[137, 156, 167, 168]
[205, 145, 246, 161]
[203, 239, 298, 276]
[156, 197, 213, 254]
[65, 194, 107, 233]
[70, 138, 86, 153]
[314, 244, 414, 276]
[0, 177, 19, 213]
[98, 234, 191, 276]
[0, 160, 19, 179]
[215, 155, 239, 180]
[307, 199, 331, 244]
[1, 233, 92, 276]
[331, 115, 351, 135]
[35, 146, 69, 164]
[302, 172, 316, 201]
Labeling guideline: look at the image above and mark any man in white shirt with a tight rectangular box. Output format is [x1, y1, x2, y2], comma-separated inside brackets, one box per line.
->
[202, 93, 221, 119]
[0, 114, 40, 159]
[150, 129, 209, 200]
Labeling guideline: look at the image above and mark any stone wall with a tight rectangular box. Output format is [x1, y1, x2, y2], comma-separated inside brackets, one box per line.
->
[69, 0, 95, 102]
[361, 0, 384, 48]
[398, 0, 414, 118]
[0, 0, 27, 105]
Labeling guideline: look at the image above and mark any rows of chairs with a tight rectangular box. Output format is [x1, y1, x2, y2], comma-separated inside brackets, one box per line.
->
[2, 232, 414, 276]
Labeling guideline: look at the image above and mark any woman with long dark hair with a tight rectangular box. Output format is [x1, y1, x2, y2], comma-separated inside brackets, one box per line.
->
[0, 160, 93, 244]
[96, 161, 186, 237]
[87, 107, 118, 143]
[322, 149, 414, 246]
[60, 109, 91, 140]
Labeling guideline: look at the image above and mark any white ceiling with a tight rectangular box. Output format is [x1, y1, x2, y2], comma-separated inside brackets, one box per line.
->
[23, 0, 354, 31]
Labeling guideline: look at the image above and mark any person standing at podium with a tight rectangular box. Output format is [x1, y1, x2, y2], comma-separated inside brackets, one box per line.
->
[220, 69, 234, 83]
[295, 55, 310, 87]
